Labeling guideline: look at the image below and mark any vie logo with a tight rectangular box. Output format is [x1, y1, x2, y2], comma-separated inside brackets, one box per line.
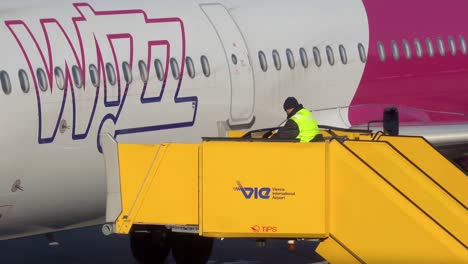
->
[234, 181, 271, 199]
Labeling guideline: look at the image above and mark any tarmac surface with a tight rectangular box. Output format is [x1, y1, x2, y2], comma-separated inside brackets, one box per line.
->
[0, 226, 326, 264]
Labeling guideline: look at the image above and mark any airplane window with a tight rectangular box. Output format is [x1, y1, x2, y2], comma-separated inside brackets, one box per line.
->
[425, 38, 434, 57]
[358, 43, 366, 63]
[377, 42, 386, 61]
[54, 67, 65, 90]
[414, 39, 423, 58]
[437, 37, 446, 56]
[122, 62, 132, 84]
[170, 58, 180, 80]
[186, 57, 196, 79]
[18, 69, 30, 93]
[299, 48, 308, 68]
[326, 46, 335, 65]
[0, 71, 11, 95]
[72, 65, 83, 89]
[339, 45, 347, 65]
[105, 63, 117, 86]
[154, 59, 164, 81]
[231, 54, 238, 65]
[201, 55, 211, 77]
[138, 60, 148, 83]
[258, 51, 268, 72]
[391, 40, 400, 61]
[37, 68, 48, 92]
[459, 35, 467, 55]
[89, 64, 100, 88]
[403, 39, 411, 59]
[272, 50, 281, 71]
[448, 36, 456, 56]
[286, 49, 295, 69]
[313, 47, 322, 67]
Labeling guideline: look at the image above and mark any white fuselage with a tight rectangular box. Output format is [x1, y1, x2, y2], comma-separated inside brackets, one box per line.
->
[0, 0, 370, 240]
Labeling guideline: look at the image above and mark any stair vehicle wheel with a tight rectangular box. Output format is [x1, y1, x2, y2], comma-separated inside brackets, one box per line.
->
[130, 226, 171, 264]
[171, 233, 214, 264]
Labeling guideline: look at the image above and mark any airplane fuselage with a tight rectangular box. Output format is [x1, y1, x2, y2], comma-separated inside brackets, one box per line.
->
[0, 0, 467, 240]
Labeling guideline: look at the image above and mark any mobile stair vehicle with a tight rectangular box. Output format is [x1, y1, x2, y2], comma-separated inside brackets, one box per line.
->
[100, 123, 468, 263]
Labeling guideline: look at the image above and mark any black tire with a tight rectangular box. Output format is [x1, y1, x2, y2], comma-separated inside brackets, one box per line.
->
[130, 226, 171, 264]
[170, 233, 214, 264]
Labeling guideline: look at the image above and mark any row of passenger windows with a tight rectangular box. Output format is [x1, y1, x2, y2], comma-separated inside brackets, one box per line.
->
[257, 43, 367, 72]
[3, 45, 366, 94]
[377, 35, 467, 61]
[0, 55, 212, 95]
[2, 36, 467, 95]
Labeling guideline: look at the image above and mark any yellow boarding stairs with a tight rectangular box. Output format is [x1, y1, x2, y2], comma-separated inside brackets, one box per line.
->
[100, 127, 468, 263]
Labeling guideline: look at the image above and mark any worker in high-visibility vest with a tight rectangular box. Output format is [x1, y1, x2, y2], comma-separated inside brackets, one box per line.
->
[274, 97, 323, 142]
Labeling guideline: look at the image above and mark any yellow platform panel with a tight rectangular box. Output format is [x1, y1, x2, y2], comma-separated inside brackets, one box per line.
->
[378, 135, 468, 208]
[115, 143, 199, 234]
[327, 141, 467, 263]
[103, 130, 468, 263]
[200, 141, 328, 238]
[316, 236, 361, 264]
[133, 144, 199, 226]
[116, 143, 161, 233]
[345, 140, 468, 248]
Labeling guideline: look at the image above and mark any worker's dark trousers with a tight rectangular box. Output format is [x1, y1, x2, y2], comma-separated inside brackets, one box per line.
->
[310, 134, 325, 142]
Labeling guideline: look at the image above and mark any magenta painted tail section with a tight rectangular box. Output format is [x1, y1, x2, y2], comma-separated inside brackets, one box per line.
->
[350, 0, 468, 125]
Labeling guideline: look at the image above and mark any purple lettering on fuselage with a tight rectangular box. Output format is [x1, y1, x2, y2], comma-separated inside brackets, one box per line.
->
[5, 3, 198, 152]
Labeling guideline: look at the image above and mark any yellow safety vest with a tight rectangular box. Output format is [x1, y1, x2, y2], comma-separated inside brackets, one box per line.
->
[290, 109, 320, 142]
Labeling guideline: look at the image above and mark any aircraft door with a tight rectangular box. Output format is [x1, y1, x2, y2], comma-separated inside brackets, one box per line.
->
[201, 4, 255, 126]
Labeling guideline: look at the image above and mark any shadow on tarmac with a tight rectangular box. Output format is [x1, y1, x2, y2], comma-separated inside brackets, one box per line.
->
[0, 226, 325, 263]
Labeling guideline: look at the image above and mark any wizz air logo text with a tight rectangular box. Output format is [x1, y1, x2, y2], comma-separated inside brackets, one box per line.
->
[5, 3, 198, 152]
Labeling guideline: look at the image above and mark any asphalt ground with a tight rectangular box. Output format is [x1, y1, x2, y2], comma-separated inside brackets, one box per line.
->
[0, 226, 326, 264]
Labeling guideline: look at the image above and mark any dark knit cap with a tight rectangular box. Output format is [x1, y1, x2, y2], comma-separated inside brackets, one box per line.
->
[283, 97, 299, 111]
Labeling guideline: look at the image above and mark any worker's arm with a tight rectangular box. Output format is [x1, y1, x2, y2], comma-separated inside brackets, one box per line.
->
[274, 119, 299, 139]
